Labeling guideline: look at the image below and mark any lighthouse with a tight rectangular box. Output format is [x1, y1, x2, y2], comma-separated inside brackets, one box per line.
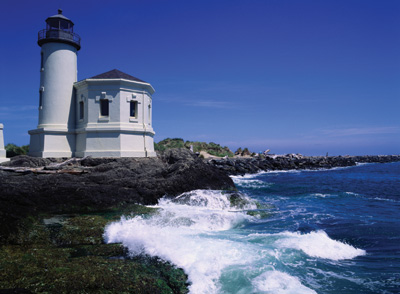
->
[0, 124, 9, 163]
[29, 10, 156, 158]
[29, 9, 81, 157]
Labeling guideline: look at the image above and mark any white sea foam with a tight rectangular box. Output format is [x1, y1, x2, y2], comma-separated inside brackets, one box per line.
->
[355, 162, 370, 166]
[274, 231, 366, 260]
[230, 171, 264, 180]
[344, 192, 399, 203]
[105, 190, 257, 293]
[231, 166, 356, 188]
[246, 231, 366, 260]
[104, 190, 363, 293]
[345, 191, 358, 196]
[252, 271, 317, 294]
[310, 193, 332, 198]
[267, 166, 352, 174]
[267, 169, 301, 174]
[106, 216, 251, 293]
[232, 171, 268, 179]
[232, 178, 272, 188]
[373, 197, 399, 203]
[231, 171, 274, 189]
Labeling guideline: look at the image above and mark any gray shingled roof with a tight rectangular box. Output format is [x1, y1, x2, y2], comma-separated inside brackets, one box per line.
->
[90, 69, 146, 83]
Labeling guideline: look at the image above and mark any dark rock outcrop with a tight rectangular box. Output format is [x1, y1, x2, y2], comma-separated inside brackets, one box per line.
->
[0, 149, 235, 243]
[206, 154, 400, 175]
[1, 149, 399, 242]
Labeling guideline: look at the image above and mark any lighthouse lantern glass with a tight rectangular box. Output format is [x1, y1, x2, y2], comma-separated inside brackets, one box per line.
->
[46, 19, 73, 33]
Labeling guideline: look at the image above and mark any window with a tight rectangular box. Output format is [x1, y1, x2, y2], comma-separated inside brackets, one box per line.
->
[79, 101, 84, 120]
[39, 90, 43, 107]
[148, 104, 151, 124]
[40, 52, 44, 70]
[130, 101, 137, 117]
[100, 99, 109, 116]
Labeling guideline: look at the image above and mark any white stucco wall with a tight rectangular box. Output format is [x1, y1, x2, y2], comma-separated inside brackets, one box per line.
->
[38, 42, 77, 129]
[74, 79, 156, 157]
[29, 129, 75, 158]
[29, 42, 78, 157]
[0, 123, 9, 162]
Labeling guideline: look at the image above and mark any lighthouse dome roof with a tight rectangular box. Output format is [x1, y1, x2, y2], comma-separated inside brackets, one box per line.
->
[46, 9, 74, 25]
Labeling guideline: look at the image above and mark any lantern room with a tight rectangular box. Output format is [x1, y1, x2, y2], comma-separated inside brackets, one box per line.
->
[37, 9, 81, 50]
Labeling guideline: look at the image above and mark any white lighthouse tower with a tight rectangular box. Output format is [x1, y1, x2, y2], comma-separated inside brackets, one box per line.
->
[29, 9, 81, 157]
[0, 124, 9, 163]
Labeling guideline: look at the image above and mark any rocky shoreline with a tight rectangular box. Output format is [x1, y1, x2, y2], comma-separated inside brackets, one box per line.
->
[0, 148, 235, 293]
[0, 148, 234, 243]
[1, 151, 399, 241]
[206, 154, 400, 175]
[1, 150, 400, 293]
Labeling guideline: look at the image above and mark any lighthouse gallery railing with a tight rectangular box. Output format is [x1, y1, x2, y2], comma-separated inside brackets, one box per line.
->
[38, 29, 81, 47]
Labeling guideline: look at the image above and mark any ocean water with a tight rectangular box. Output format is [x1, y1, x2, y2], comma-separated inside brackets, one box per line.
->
[105, 162, 400, 294]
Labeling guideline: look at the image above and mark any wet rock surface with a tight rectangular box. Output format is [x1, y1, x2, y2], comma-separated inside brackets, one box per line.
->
[206, 154, 400, 175]
[0, 209, 189, 293]
[0, 149, 232, 293]
[0, 149, 235, 243]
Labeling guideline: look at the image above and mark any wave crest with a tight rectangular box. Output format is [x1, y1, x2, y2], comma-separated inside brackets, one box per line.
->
[275, 230, 366, 260]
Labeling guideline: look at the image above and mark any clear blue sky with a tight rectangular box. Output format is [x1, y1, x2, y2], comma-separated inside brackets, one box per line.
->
[1, 0, 399, 155]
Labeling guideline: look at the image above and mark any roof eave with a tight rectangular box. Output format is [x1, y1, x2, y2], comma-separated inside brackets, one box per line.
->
[74, 78, 155, 94]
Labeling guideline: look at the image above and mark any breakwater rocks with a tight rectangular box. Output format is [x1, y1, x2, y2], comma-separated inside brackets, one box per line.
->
[206, 154, 400, 175]
[0, 148, 235, 243]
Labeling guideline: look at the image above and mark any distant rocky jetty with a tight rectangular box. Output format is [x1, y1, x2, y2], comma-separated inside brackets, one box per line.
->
[206, 154, 400, 175]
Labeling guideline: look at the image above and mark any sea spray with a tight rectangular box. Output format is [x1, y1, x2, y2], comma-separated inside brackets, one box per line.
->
[230, 172, 271, 189]
[105, 190, 256, 293]
[248, 231, 366, 260]
[252, 271, 318, 294]
[104, 189, 367, 293]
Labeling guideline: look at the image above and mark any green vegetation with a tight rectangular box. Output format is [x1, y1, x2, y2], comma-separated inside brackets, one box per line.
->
[4, 140, 255, 159]
[154, 138, 234, 157]
[234, 147, 242, 155]
[154, 138, 186, 151]
[0, 206, 188, 293]
[5, 143, 29, 157]
[242, 148, 251, 156]
[235, 147, 252, 156]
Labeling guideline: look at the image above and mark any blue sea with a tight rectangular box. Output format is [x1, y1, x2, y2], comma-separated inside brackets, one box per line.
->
[105, 161, 400, 293]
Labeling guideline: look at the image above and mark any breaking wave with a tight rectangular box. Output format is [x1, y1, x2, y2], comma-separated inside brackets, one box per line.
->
[104, 189, 365, 293]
